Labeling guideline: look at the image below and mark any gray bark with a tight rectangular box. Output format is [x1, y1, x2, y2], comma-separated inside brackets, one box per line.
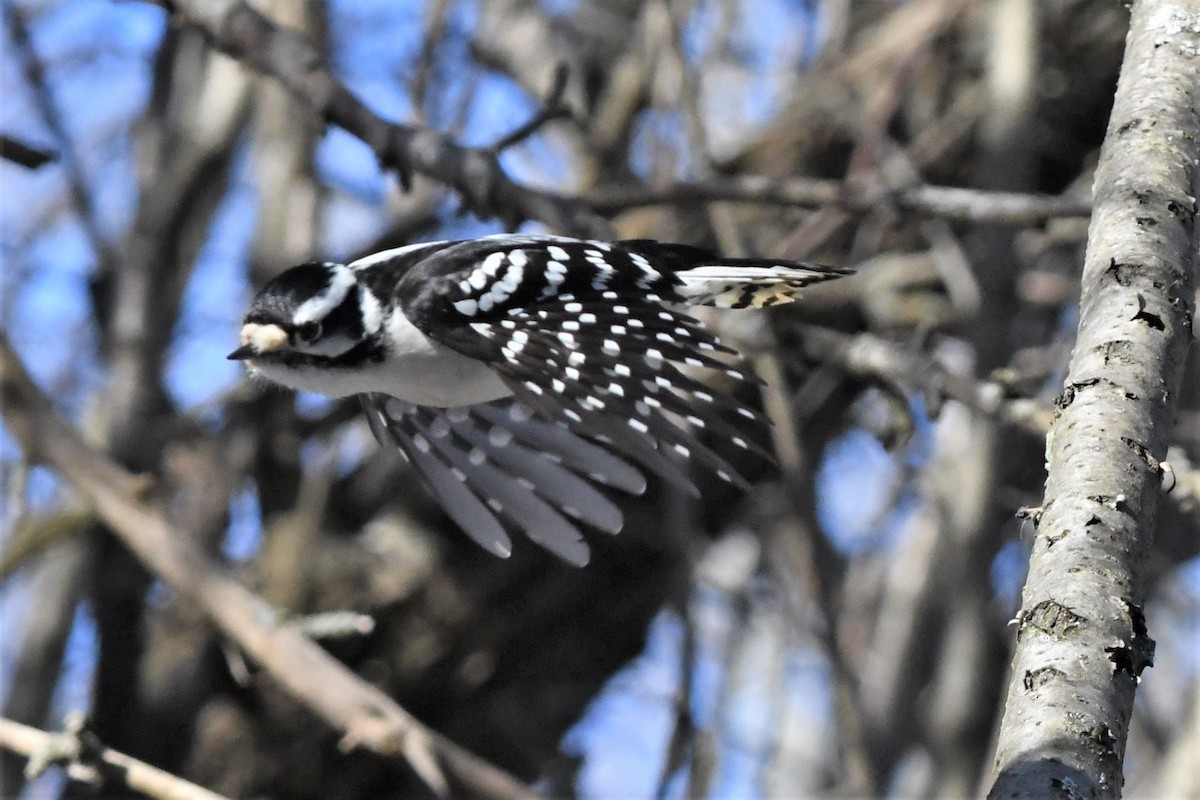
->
[988, 1, 1199, 797]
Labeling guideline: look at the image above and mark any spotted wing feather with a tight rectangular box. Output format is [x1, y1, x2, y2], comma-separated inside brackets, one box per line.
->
[392, 237, 679, 334]
[431, 295, 772, 491]
[360, 394, 645, 564]
[396, 237, 777, 496]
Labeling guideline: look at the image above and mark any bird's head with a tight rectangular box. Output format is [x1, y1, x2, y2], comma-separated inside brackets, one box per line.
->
[229, 261, 381, 368]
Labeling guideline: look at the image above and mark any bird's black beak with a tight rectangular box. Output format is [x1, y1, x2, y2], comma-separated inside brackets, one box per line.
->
[228, 345, 256, 361]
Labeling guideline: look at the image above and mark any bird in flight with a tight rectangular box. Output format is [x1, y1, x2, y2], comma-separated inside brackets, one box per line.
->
[230, 234, 850, 565]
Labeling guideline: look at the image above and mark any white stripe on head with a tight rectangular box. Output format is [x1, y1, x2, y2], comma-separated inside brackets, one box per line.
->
[359, 285, 384, 334]
[294, 264, 356, 324]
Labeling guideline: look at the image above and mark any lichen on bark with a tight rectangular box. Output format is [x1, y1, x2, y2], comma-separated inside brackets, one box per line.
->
[988, 1, 1199, 797]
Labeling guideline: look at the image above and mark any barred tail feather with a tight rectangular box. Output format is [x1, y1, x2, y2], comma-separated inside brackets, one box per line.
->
[675, 262, 853, 309]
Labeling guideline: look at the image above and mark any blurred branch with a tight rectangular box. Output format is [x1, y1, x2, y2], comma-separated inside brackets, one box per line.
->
[1144, 680, 1200, 798]
[83, 24, 254, 757]
[765, 0, 976, 259]
[585, 177, 1092, 225]
[155, 0, 610, 236]
[0, 134, 56, 169]
[3, 3, 119, 273]
[792, 325, 1053, 437]
[0, 509, 95, 581]
[245, 1, 327, 284]
[469, 0, 622, 183]
[0, 536, 92, 795]
[285, 610, 376, 640]
[0, 332, 540, 800]
[793, 325, 1200, 530]
[0, 715, 229, 800]
[1163, 446, 1199, 517]
[988, 1, 1199, 796]
[654, 600, 705, 800]
[489, 62, 572, 154]
[410, 0, 452, 122]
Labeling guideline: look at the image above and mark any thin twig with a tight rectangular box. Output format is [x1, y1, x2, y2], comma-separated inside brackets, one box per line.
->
[0, 134, 56, 169]
[158, 0, 608, 236]
[3, 4, 118, 271]
[791, 324, 1200, 528]
[0, 715, 230, 800]
[791, 325, 1054, 437]
[490, 62, 572, 153]
[584, 175, 1091, 225]
[286, 610, 376, 640]
[410, 0, 453, 124]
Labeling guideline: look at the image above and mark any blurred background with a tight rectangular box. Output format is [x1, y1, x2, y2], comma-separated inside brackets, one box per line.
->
[1, 0, 1198, 798]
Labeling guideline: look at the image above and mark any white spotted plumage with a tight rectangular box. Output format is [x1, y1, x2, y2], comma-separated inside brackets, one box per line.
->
[231, 234, 851, 565]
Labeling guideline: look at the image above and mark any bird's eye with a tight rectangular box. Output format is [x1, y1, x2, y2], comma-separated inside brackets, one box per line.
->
[296, 321, 322, 342]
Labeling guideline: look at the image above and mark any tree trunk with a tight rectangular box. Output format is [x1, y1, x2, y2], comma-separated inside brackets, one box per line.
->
[988, 1, 1199, 796]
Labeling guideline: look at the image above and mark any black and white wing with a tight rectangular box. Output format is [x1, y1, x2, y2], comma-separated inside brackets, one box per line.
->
[359, 394, 645, 566]
[395, 237, 776, 497]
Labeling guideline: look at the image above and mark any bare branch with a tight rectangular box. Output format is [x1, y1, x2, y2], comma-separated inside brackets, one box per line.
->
[0, 332, 541, 800]
[586, 175, 1092, 225]
[0, 715, 229, 800]
[791, 325, 1054, 437]
[988, 1, 1199, 796]
[489, 62, 573, 154]
[156, 0, 609, 236]
[791, 325, 1200, 529]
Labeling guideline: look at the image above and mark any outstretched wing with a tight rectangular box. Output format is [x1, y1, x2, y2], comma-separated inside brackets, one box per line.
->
[359, 394, 645, 566]
[395, 238, 775, 496]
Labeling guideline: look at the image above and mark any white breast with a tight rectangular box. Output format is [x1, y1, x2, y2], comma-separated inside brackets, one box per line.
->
[248, 310, 512, 408]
